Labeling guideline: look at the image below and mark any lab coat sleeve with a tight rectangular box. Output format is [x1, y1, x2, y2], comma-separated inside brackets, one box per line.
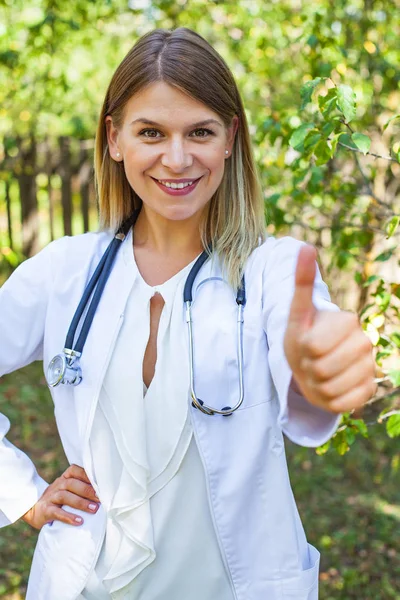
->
[0, 241, 61, 526]
[262, 236, 342, 447]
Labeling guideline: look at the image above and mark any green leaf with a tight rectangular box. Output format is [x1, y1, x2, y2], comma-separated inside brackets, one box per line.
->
[316, 440, 331, 455]
[303, 130, 322, 150]
[388, 369, 400, 387]
[345, 428, 356, 445]
[314, 139, 332, 165]
[351, 132, 371, 154]
[390, 332, 400, 349]
[300, 78, 323, 110]
[362, 275, 381, 287]
[350, 419, 369, 438]
[321, 120, 336, 138]
[332, 431, 350, 455]
[306, 34, 318, 48]
[318, 87, 337, 109]
[336, 84, 356, 123]
[383, 115, 400, 131]
[354, 271, 363, 285]
[386, 216, 400, 239]
[267, 193, 280, 206]
[289, 123, 315, 150]
[318, 88, 338, 119]
[374, 247, 396, 262]
[329, 132, 347, 157]
[375, 291, 391, 311]
[386, 414, 400, 438]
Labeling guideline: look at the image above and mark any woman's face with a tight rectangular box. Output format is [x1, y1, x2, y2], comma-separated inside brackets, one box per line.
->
[106, 82, 238, 222]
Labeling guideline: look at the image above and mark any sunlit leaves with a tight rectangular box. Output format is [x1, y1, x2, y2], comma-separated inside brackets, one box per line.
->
[318, 87, 337, 120]
[325, 417, 370, 456]
[383, 115, 400, 131]
[388, 370, 400, 387]
[373, 247, 397, 262]
[300, 77, 323, 110]
[386, 216, 399, 239]
[386, 414, 400, 438]
[351, 132, 371, 154]
[289, 123, 315, 150]
[329, 131, 346, 157]
[336, 84, 356, 123]
[314, 139, 331, 165]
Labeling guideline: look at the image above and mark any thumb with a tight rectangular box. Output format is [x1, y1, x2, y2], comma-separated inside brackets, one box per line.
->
[288, 244, 318, 332]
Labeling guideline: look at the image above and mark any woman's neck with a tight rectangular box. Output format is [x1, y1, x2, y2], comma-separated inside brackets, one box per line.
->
[133, 205, 205, 258]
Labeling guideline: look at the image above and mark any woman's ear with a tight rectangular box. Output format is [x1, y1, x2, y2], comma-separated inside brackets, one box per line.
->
[105, 116, 122, 161]
[226, 115, 239, 153]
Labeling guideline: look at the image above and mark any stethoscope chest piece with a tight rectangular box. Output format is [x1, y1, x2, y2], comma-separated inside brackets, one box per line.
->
[47, 351, 82, 388]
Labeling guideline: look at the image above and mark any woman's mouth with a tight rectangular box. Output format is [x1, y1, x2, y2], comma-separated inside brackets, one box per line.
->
[151, 176, 203, 196]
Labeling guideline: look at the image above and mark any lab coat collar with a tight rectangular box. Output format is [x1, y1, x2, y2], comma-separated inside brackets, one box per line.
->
[74, 227, 224, 485]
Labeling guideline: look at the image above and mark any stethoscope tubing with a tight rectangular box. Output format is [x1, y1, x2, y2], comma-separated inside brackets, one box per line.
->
[65, 215, 137, 355]
[48, 209, 246, 416]
[186, 300, 245, 416]
[65, 239, 115, 353]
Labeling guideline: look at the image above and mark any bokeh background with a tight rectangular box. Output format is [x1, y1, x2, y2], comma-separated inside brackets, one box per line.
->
[0, 1, 399, 598]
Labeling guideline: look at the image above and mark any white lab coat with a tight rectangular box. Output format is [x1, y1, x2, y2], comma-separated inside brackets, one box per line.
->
[0, 229, 341, 600]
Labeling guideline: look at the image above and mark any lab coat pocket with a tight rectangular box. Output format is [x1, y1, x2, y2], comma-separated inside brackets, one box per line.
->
[281, 544, 320, 600]
[26, 504, 106, 600]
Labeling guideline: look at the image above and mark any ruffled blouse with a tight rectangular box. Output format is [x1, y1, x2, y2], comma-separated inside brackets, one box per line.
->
[83, 229, 234, 599]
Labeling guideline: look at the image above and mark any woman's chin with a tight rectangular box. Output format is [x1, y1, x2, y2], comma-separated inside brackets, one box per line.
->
[144, 202, 208, 223]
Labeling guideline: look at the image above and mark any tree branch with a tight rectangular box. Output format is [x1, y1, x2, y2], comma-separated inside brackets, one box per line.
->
[336, 140, 398, 163]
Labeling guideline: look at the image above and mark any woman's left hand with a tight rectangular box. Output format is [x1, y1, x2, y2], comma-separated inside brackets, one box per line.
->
[283, 244, 377, 415]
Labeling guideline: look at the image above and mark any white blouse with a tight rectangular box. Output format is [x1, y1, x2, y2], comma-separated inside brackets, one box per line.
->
[80, 230, 234, 599]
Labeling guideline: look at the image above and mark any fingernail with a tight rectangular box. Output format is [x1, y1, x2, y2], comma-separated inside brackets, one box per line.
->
[88, 503, 98, 511]
[75, 516, 83, 523]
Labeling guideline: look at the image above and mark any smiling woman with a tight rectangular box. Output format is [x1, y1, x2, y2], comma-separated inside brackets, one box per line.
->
[0, 25, 374, 600]
[95, 28, 266, 291]
[104, 81, 236, 231]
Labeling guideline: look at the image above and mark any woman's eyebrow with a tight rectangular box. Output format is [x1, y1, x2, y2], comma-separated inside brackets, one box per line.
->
[130, 117, 223, 128]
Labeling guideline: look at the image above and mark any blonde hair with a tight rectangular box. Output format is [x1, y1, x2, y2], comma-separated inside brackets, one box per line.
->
[95, 27, 266, 290]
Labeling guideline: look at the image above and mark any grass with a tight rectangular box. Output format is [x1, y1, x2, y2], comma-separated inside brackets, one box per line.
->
[0, 362, 399, 599]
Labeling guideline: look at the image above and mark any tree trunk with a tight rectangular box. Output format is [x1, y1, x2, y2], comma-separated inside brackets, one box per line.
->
[18, 135, 39, 257]
[5, 179, 13, 250]
[3, 144, 13, 250]
[79, 144, 91, 232]
[45, 138, 55, 242]
[59, 136, 73, 236]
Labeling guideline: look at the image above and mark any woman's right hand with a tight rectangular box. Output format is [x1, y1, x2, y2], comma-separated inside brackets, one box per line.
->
[21, 464, 101, 530]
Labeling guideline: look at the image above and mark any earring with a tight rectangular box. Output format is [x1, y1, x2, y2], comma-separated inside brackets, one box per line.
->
[116, 152, 121, 158]
[225, 150, 229, 155]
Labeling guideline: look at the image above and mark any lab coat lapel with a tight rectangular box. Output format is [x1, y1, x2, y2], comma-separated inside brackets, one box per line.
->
[72, 238, 136, 484]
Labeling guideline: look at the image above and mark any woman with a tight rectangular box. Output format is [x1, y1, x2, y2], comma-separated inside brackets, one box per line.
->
[0, 27, 376, 600]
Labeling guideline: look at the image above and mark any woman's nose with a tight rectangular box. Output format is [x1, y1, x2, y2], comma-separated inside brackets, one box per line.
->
[161, 139, 193, 171]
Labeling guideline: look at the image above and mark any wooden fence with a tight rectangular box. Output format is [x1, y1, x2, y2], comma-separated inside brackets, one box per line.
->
[0, 135, 97, 257]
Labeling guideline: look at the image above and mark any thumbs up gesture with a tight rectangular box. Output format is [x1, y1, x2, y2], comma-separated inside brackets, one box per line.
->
[283, 245, 377, 414]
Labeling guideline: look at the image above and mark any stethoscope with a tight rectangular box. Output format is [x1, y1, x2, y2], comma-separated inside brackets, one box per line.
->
[46, 209, 246, 417]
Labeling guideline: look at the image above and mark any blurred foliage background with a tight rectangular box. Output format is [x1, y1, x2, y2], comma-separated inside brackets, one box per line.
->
[0, 0, 399, 598]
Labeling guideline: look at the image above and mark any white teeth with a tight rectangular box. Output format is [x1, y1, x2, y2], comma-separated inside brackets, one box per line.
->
[158, 180, 194, 189]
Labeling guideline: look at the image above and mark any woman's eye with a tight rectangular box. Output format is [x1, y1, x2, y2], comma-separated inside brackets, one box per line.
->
[192, 128, 214, 137]
[139, 128, 215, 139]
[140, 128, 160, 138]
